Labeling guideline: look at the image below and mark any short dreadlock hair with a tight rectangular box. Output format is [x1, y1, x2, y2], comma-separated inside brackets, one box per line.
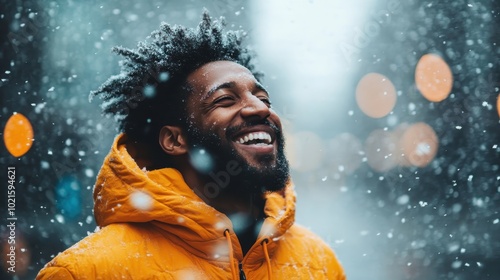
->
[90, 11, 261, 148]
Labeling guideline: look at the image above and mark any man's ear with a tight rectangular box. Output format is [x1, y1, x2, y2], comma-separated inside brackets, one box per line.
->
[159, 125, 188, 156]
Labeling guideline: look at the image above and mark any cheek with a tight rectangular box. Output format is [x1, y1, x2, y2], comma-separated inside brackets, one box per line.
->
[207, 110, 238, 129]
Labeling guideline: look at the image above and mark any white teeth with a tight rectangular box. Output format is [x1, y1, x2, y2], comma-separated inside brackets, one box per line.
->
[235, 132, 272, 145]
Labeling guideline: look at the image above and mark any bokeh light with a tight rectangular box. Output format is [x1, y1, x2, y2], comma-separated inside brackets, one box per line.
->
[3, 113, 34, 157]
[189, 148, 214, 174]
[355, 72, 397, 118]
[55, 176, 82, 219]
[497, 94, 500, 117]
[399, 122, 438, 167]
[363, 123, 439, 171]
[364, 129, 398, 172]
[415, 53, 453, 102]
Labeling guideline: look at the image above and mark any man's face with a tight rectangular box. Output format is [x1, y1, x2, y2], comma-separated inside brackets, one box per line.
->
[184, 61, 289, 193]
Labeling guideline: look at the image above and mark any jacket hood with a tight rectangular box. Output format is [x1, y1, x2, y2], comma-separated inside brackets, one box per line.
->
[93, 133, 296, 263]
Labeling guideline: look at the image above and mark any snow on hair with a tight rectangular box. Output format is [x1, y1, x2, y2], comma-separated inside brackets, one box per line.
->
[90, 10, 262, 143]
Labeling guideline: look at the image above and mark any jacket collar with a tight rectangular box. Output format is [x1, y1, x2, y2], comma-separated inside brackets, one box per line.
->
[93, 133, 296, 264]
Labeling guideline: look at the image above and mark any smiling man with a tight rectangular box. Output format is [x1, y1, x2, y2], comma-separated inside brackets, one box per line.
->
[37, 12, 345, 280]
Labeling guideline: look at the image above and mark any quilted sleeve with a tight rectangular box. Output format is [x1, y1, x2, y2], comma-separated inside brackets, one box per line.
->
[36, 266, 76, 280]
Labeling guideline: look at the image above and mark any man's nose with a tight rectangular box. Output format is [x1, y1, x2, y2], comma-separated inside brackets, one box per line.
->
[239, 94, 271, 120]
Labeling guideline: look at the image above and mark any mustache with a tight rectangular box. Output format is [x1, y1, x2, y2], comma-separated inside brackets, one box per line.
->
[225, 119, 281, 140]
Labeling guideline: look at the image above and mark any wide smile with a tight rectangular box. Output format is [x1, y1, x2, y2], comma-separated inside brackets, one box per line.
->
[231, 126, 276, 155]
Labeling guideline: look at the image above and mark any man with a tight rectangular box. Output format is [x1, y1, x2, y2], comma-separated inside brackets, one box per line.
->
[37, 12, 345, 279]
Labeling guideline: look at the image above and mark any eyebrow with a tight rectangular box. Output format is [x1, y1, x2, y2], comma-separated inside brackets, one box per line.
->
[202, 82, 235, 101]
[201, 81, 269, 101]
[255, 82, 269, 96]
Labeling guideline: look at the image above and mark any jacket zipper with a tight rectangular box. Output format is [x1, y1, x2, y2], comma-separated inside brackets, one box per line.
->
[239, 262, 246, 280]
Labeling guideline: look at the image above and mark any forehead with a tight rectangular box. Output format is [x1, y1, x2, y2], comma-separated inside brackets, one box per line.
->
[186, 61, 256, 94]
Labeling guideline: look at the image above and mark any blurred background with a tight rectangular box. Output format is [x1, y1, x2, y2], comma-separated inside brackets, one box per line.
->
[1, 0, 499, 279]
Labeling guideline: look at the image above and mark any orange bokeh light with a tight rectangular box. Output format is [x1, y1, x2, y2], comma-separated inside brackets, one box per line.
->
[356, 72, 397, 118]
[3, 113, 34, 157]
[399, 122, 438, 167]
[364, 122, 439, 172]
[497, 94, 500, 118]
[415, 53, 453, 102]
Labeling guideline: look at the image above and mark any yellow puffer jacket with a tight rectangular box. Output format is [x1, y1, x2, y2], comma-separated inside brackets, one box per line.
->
[37, 134, 346, 279]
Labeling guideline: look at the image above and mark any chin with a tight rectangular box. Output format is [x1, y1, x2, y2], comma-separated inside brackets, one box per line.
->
[245, 155, 276, 168]
[239, 159, 289, 193]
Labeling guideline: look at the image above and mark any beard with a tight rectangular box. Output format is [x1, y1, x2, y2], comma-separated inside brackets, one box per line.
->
[185, 119, 290, 197]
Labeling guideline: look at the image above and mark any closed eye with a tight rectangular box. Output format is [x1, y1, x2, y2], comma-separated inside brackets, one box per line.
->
[258, 97, 272, 107]
[213, 95, 235, 106]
